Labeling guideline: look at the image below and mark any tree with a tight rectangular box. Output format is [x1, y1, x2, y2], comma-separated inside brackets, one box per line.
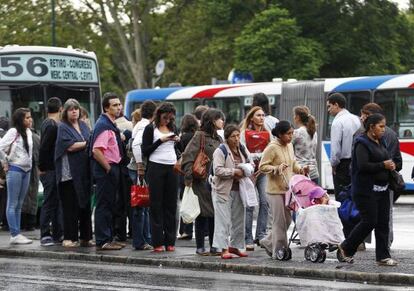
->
[234, 6, 325, 81]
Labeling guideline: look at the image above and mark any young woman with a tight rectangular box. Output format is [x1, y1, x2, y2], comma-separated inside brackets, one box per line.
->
[338, 114, 398, 266]
[142, 102, 179, 252]
[292, 106, 319, 184]
[211, 124, 252, 259]
[0, 108, 33, 244]
[259, 121, 308, 260]
[240, 106, 271, 251]
[55, 99, 93, 248]
[181, 109, 225, 255]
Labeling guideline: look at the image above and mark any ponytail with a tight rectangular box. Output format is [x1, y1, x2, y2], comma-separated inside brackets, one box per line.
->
[293, 106, 316, 138]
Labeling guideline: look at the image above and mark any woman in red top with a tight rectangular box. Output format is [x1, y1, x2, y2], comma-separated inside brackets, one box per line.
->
[240, 106, 271, 251]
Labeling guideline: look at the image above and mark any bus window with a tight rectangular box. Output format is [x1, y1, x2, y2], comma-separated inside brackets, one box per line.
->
[396, 90, 414, 138]
[374, 90, 396, 129]
[344, 91, 371, 115]
[171, 99, 202, 128]
[204, 98, 241, 124]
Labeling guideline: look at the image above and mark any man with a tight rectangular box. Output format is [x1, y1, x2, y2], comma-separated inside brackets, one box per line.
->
[91, 92, 125, 250]
[38, 97, 63, 246]
[327, 93, 360, 199]
[355, 103, 402, 249]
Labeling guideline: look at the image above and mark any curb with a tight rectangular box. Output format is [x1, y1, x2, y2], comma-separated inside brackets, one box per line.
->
[0, 249, 413, 286]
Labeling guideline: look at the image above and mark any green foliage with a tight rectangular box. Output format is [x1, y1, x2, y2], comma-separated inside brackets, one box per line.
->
[234, 6, 325, 81]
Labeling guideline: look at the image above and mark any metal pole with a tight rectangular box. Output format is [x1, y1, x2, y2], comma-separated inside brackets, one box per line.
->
[51, 0, 56, 46]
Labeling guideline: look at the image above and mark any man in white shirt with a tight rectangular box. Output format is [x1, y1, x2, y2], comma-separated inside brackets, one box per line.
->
[327, 93, 360, 199]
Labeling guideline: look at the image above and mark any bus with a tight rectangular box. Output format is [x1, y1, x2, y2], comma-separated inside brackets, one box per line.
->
[124, 74, 414, 192]
[0, 45, 101, 132]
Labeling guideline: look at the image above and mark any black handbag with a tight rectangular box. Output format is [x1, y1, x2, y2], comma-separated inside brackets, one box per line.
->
[389, 170, 405, 192]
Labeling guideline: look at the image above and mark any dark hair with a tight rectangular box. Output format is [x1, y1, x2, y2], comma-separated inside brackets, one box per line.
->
[193, 105, 209, 121]
[154, 102, 176, 131]
[0, 117, 10, 131]
[180, 114, 199, 134]
[271, 120, 293, 138]
[327, 93, 346, 108]
[12, 108, 31, 153]
[252, 92, 271, 115]
[364, 113, 385, 133]
[293, 106, 316, 138]
[61, 99, 81, 124]
[200, 108, 225, 136]
[102, 92, 119, 113]
[224, 124, 240, 140]
[141, 100, 157, 119]
[361, 102, 383, 115]
[47, 97, 62, 113]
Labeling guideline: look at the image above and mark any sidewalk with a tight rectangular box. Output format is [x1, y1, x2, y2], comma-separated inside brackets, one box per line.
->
[0, 230, 412, 286]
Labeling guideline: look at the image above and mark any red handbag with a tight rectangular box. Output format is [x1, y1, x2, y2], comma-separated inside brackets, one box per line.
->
[130, 179, 150, 207]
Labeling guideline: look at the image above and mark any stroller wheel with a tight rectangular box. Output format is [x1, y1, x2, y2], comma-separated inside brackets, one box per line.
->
[317, 250, 327, 263]
[309, 246, 321, 263]
[275, 248, 287, 261]
[284, 248, 292, 261]
[304, 246, 312, 261]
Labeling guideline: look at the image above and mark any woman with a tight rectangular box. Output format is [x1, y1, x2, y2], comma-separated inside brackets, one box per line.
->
[211, 124, 252, 259]
[338, 114, 397, 266]
[0, 108, 33, 244]
[292, 106, 319, 184]
[181, 109, 224, 255]
[240, 106, 271, 251]
[177, 114, 199, 240]
[142, 102, 180, 252]
[55, 99, 93, 248]
[259, 121, 308, 260]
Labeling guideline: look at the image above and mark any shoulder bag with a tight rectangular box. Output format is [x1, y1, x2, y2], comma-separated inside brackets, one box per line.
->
[192, 132, 210, 179]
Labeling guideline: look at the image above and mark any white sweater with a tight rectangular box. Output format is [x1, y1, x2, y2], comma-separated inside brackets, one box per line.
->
[0, 128, 33, 172]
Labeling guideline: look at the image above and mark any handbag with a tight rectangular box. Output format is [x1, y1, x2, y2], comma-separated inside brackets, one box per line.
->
[130, 178, 150, 207]
[389, 170, 405, 192]
[192, 132, 210, 179]
[179, 186, 200, 224]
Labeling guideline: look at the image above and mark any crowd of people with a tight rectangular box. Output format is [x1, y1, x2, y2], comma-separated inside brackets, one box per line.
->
[0, 91, 404, 266]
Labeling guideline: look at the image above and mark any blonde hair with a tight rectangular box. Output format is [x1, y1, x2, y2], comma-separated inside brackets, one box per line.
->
[241, 106, 266, 131]
[131, 108, 142, 126]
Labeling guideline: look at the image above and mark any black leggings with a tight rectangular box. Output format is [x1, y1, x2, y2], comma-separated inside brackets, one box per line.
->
[146, 162, 178, 247]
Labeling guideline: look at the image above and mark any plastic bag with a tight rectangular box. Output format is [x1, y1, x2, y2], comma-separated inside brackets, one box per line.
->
[239, 177, 258, 207]
[180, 186, 200, 224]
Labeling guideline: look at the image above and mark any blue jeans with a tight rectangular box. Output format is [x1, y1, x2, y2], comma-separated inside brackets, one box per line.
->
[6, 168, 31, 237]
[245, 174, 269, 244]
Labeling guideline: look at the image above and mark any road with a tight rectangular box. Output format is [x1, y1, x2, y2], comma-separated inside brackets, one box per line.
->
[0, 257, 412, 291]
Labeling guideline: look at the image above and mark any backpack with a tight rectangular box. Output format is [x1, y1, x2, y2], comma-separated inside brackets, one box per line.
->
[207, 143, 248, 191]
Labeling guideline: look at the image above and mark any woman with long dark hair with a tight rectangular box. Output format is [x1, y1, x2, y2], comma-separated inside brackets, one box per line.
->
[240, 106, 271, 251]
[142, 102, 180, 252]
[338, 114, 398, 266]
[181, 108, 224, 255]
[0, 108, 33, 244]
[292, 106, 319, 184]
[55, 99, 93, 248]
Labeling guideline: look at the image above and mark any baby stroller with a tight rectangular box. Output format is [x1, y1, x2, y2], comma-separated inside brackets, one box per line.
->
[284, 175, 344, 263]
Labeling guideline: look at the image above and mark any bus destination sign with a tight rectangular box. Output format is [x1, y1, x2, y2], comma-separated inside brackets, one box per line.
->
[0, 54, 99, 83]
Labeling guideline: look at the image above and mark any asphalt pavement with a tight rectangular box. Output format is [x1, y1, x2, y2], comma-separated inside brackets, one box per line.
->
[0, 198, 412, 287]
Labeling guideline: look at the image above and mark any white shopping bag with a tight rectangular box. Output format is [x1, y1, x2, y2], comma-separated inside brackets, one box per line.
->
[239, 177, 258, 207]
[180, 186, 200, 224]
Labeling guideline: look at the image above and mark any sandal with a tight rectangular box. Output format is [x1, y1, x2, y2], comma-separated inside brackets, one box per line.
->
[377, 258, 398, 266]
[337, 244, 354, 264]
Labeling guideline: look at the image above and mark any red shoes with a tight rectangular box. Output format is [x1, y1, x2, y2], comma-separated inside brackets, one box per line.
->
[221, 250, 233, 259]
[166, 246, 175, 252]
[229, 247, 248, 257]
[153, 246, 164, 252]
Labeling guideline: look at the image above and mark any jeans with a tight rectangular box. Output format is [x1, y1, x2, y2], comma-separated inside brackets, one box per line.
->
[245, 174, 268, 244]
[39, 171, 63, 240]
[6, 169, 31, 237]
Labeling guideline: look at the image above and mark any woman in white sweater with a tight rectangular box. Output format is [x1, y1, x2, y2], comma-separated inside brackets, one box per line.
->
[0, 108, 33, 244]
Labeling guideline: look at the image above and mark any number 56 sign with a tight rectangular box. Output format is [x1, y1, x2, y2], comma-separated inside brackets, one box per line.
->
[0, 54, 98, 83]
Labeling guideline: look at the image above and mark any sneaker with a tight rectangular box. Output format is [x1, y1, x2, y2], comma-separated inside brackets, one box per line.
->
[112, 241, 127, 248]
[337, 244, 354, 264]
[135, 244, 153, 251]
[96, 242, 123, 251]
[196, 248, 209, 256]
[178, 233, 192, 240]
[10, 234, 33, 245]
[62, 240, 79, 248]
[246, 244, 255, 251]
[40, 236, 54, 247]
[377, 258, 398, 266]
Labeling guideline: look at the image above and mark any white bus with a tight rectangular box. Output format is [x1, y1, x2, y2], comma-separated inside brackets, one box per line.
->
[124, 74, 414, 192]
[0, 45, 101, 132]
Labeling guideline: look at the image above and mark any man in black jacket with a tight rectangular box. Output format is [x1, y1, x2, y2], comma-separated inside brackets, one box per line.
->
[38, 97, 63, 246]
